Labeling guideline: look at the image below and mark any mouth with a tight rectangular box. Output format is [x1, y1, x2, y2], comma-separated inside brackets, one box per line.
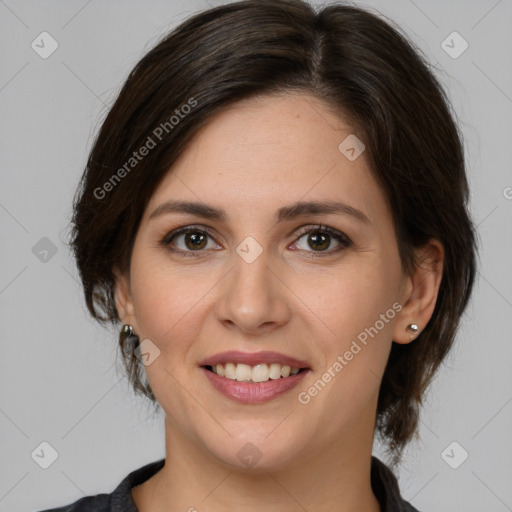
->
[202, 363, 308, 383]
[198, 350, 311, 403]
[200, 362, 311, 404]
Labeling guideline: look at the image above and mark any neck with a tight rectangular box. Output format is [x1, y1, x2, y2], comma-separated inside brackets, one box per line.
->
[135, 415, 381, 512]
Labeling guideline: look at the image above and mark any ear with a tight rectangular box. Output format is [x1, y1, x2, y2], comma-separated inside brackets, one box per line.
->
[393, 239, 444, 344]
[113, 266, 137, 329]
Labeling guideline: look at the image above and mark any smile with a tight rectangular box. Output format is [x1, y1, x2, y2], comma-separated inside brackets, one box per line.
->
[206, 362, 303, 382]
[201, 365, 310, 404]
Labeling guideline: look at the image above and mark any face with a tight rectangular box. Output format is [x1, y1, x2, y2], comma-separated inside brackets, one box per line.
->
[116, 92, 418, 471]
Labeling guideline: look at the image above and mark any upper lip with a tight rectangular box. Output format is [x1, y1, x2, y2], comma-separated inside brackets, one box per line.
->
[198, 350, 311, 369]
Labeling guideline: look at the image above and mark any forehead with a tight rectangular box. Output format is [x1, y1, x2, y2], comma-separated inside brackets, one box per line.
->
[144, 92, 388, 227]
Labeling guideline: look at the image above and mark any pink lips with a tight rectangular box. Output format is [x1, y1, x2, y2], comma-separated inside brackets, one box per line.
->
[198, 350, 311, 404]
[201, 366, 310, 404]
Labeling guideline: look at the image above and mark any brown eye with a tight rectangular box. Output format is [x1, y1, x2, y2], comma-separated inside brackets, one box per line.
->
[291, 225, 352, 256]
[181, 231, 208, 250]
[305, 232, 331, 251]
[162, 226, 221, 255]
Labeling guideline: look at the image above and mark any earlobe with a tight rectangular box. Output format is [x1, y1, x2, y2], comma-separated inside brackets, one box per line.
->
[393, 239, 444, 344]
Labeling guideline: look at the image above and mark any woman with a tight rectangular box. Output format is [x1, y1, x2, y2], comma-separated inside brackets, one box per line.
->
[41, 0, 476, 510]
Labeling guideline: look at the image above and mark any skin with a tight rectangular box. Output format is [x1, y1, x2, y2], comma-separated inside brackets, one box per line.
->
[115, 92, 444, 512]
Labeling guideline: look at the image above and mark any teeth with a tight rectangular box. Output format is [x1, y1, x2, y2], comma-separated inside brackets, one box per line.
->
[252, 364, 269, 383]
[235, 363, 252, 382]
[224, 363, 236, 379]
[269, 363, 282, 379]
[211, 363, 302, 382]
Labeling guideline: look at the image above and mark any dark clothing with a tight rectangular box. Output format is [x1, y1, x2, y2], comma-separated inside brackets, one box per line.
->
[38, 456, 419, 511]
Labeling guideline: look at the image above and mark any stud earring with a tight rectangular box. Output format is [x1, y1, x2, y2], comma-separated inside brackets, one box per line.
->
[406, 323, 419, 334]
[120, 324, 134, 339]
[119, 324, 140, 353]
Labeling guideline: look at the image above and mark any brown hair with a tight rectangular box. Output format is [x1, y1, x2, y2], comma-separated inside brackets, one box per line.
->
[69, 0, 477, 462]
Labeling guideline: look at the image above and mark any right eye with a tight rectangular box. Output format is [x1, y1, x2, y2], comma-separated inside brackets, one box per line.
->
[161, 226, 222, 256]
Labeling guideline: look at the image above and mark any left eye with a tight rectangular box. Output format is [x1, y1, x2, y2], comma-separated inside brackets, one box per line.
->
[290, 226, 351, 254]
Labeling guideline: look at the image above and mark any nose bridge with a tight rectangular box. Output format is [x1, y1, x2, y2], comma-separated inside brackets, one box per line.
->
[216, 236, 289, 332]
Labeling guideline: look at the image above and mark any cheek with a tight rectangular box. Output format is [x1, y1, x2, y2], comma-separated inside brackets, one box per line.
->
[297, 255, 401, 341]
[298, 253, 402, 401]
[128, 248, 205, 358]
[128, 252, 212, 413]
[323, 260, 402, 392]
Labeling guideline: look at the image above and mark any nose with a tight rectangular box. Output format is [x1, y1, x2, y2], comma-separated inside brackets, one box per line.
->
[215, 243, 291, 336]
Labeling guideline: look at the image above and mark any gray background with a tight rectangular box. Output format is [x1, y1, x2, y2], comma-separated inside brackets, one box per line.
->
[0, 0, 511, 511]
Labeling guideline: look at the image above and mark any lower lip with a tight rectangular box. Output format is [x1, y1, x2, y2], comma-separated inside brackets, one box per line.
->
[201, 367, 310, 404]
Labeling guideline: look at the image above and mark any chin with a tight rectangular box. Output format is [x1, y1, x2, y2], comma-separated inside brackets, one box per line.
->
[202, 430, 306, 473]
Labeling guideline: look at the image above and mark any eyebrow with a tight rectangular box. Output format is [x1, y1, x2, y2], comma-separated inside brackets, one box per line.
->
[149, 199, 371, 225]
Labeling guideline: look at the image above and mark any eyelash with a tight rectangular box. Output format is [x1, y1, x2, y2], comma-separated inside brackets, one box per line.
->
[160, 224, 352, 259]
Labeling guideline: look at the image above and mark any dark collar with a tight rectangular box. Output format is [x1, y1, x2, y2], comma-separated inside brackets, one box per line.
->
[371, 456, 420, 511]
[108, 457, 419, 512]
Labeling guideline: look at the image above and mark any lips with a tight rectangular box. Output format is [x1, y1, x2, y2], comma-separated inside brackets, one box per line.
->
[198, 350, 311, 403]
[198, 350, 311, 369]
[201, 366, 310, 404]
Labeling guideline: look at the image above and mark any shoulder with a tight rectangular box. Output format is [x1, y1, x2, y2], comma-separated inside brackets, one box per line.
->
[371, 456, 422, 512]
[401, 499, 421, 512]
[35, 458, 166, 512]
[36, 493, 110, 512]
